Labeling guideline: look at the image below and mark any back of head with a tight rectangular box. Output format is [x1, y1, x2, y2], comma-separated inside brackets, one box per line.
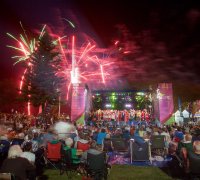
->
[23, 142, 32, 152]
[193, 140, 200, 153]
[101, 128, 106, 133]
[8, 145, 23, 158]
[65, 138, 73, 147]
[18, 133, 25, 139]
[106, 134, 111, 139]
[185, 134, 192, 142]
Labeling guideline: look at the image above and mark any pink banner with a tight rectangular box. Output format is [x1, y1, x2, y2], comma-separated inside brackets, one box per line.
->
[158, 83, 174, 124]
[71, 84, 86, 125]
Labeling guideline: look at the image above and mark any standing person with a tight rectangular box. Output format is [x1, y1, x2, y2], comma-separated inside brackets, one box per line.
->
[125, 110, 130, 126]
[160, 127, 171, 149]
[97, 128, 107, 148]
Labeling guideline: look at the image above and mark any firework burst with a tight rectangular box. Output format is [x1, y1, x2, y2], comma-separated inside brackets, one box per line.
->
[57, 35, 116, 99]
[7, 22, 116, 114]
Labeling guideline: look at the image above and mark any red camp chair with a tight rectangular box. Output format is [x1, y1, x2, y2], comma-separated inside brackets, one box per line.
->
[45, 141, 62, 169]
[77, 141, 90, 152]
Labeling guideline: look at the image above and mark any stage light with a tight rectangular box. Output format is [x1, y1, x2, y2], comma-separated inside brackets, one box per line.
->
[105, 104, 112, 108]
[136, 92, 145, 96]
[156, 88, 162, 99]
[125, 104, 132, 108]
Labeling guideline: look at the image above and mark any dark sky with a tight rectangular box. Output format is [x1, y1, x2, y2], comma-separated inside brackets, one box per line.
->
[1, 0, 200, 100]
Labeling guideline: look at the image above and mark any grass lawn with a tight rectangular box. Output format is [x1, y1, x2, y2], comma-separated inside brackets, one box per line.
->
[108, 165, 173, 180]
[43, 165, 173, 180]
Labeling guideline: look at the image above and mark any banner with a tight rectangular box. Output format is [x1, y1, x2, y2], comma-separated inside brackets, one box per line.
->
[158, 83, 174, 124]
[71, 84, 87, 125]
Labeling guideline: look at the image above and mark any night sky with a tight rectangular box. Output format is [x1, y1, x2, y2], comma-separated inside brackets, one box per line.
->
[1, 0, 200, 107]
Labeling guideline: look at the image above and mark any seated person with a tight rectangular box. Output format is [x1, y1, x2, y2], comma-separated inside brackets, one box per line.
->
[138, 126, 146, 138]
[102, 134, 113, 152]
[112, 128, 123, 139]
[75, 132, 90, 152]
[81, 141, 102, 164]
[0, 135, 10, 166]
[10, 133, 25, 146]
[40, 128, 56, 147]
[64, 138, 81, 164]
[185, 140, 200, 173]
[178, 134, 193, 157]
[0, 145, 36, 180]
[21, 141, 36, 165]
[122, 128, 131, 144]
[133, 132, 146, 146]
[192, 140, 200, 156]
[174, 127, 184, 143]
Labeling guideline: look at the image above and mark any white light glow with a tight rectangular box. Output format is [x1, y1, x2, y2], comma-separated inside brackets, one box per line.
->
[125, 104, 132, 108]
[105, 104, 112, 108]
[136, 92, 145, 96]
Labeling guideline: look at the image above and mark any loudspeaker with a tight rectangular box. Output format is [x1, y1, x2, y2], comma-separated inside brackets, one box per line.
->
[130, 139, 150, 162]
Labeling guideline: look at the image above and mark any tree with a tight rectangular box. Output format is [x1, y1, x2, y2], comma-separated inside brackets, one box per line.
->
[21, 32, 63, 114]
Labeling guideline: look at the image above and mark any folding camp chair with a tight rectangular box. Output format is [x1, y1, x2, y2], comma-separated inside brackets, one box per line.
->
[130, 139, 151, 163]
[77, 141, 90, 152]
[60, 148, 83, 178]
[151, 135, 166, 156]
[111, 138, 128, 156]
[45, 141, 62, 169]
[85, 152, 108, 180]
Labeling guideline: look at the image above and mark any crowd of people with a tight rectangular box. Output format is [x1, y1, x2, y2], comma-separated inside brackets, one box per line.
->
[90, 109, 151, 122]
[0, 110, 200, 179]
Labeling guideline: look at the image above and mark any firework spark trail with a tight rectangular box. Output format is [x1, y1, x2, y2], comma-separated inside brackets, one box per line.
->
[66, 82, 71, 101]
[19, 42, 29, 57]
[58, 37, 68, 65]
[27, 99, 31, 116]
[19, 69, 27, 94]
[39, 25, 46, 40]
[100, 65, 105, 84]
[63, 18, 76, 29]
[85, 55, 114, 83]
[78, 43, 95, 64]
